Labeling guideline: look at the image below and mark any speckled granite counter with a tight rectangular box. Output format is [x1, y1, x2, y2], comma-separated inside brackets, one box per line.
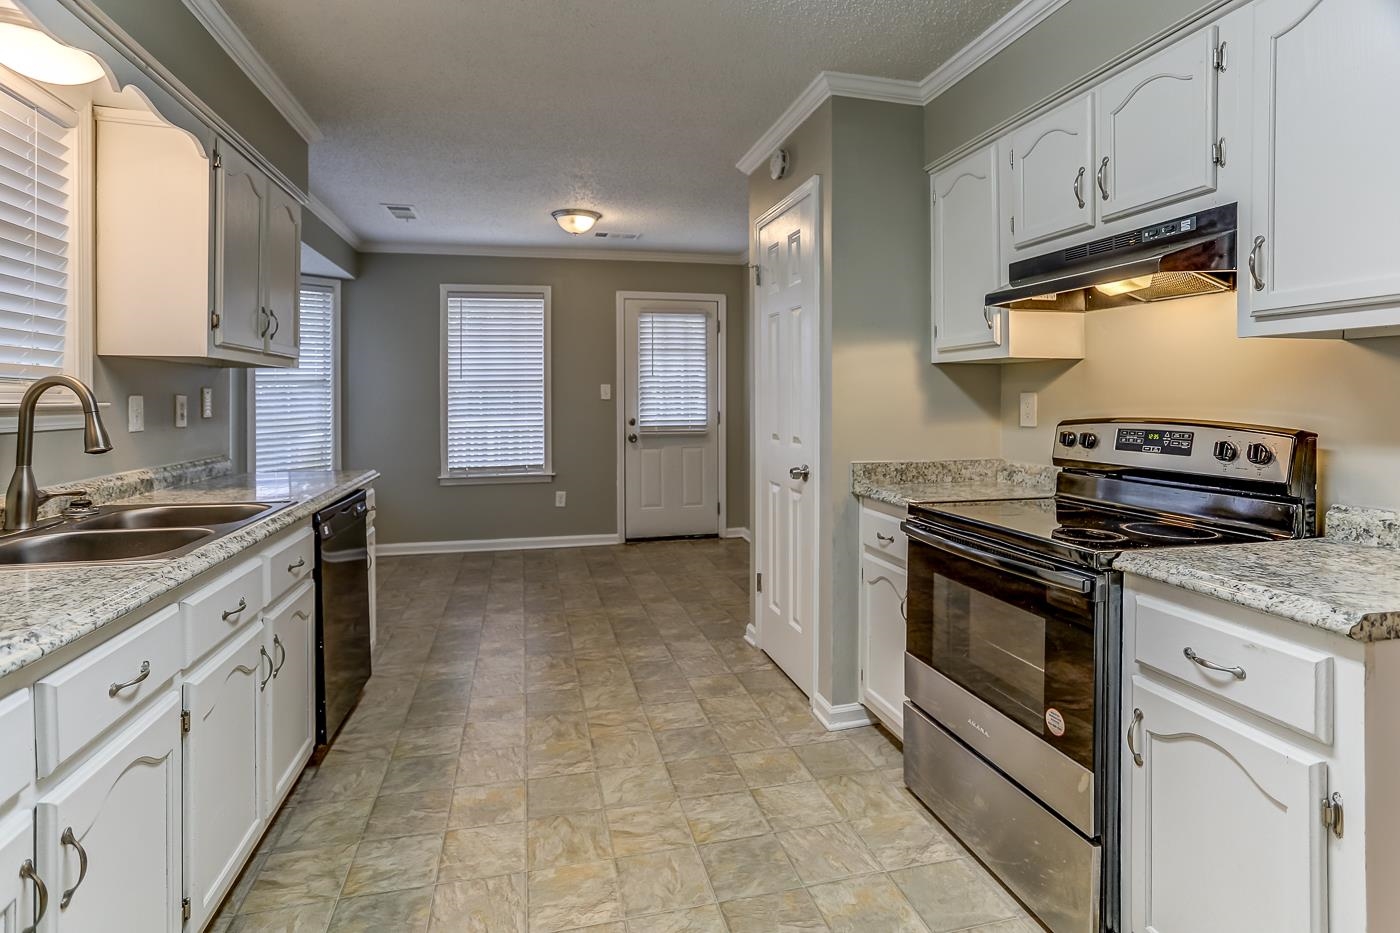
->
[0, 469, 378, 679]
[1115, 505, 1400, 642]
[851, 459, 1057, 507]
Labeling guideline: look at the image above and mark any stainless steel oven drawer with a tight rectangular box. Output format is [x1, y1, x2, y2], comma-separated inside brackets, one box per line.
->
[905, 701, 1099, 933]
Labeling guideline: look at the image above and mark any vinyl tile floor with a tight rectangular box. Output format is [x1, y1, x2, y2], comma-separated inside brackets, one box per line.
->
[209, 539, 1040, 933]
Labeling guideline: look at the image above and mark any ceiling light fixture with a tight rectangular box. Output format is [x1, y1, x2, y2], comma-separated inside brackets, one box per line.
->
[551, 208, 602, 235]
[0, 20, 103, 85]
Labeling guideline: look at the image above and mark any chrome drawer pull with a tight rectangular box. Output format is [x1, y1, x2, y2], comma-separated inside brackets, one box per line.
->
[259, 646, 273, 691]
[1248, 235, 1266, 291]
[1126, 707, 1144, 767]
[1072, 165, 1086, 209]
[874, 532, 896, 543]
[59, 828, 87, 909]
[222, 597, 247, 621]
[287, 556, 306, 573]
[108, 660, 151, 697]
[272, 635, 287, 677]
[20, 859, 47, 933]
[1183, 647, 1246, 680]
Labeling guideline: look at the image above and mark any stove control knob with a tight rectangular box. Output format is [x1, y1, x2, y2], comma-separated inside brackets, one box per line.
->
[1058, 430, 1078, 448]
[1078, 432, 1099, 450]
[1246, 443, 1274, 466]
[1213, 440, 1239, 463]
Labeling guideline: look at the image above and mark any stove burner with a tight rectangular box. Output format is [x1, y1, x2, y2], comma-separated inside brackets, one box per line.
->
[1051, 527, 1129, 545]
[1120, 521, 1222, 542]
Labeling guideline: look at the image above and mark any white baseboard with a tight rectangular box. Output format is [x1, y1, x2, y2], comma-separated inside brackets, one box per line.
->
[811, 693, 875, 731]
[743, 623, 759, 648]
[377, 533, 622, 556]
[724, 527, 751, 542]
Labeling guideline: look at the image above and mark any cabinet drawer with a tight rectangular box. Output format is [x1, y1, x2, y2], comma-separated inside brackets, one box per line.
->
[263, 526, 314, 605]
[1133, 593, 1334, 742]
[183, 559, 265, 666]
[860, 507, 907, 563]
[34, 605, 182, 777]
[0, 689, 33, 805]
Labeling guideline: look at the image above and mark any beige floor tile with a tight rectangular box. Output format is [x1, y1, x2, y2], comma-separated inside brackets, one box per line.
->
[791, 740, 877, 778]
[393, 726, 465, 760]
[697, 835, 802, 902]
[616, 848, 713, 916]
[528, 738, 596, 777]
[685, 674, 745, 698]
[240, 844, 358, 914]
[696, 695, 764, 723]
[591, 728, 664, 769]
[818, 773, 918, 821]
[227, 900, 337, 933]
[465, 718, 529, 749]
[666, 756, 746, 798]
[848, 812, 961, 871]
[889, 860, 1019, 932]
[606, 800, 694, 856]
[528, 860, 623, 932]
[449, 780, 527, 828]
[300, 752, 389, 803]
[363, 789, 453, 840]
[458, 745, 527, 785]
[439, 823, 527, 881]
[272, 799, 375, 851]
[679, 792, 769, 844]
[341, 833, 444, 897]
[643, 701, 708, 732]
[528, 812, 615, 868]
[776, 823, 881, 884]
[429, 874, 527, 932]
[327, 886, 434, 933]
[712, 720, 784, 754]
[719, 889, 829, 932]
[751, 782, 843, 831]
[624, 904, 726, 932]
[731, 749, 812, 788]
[654, 726, 727, 762]
[806, 875, 929, 933]
[598, 765, 676, 807]
[468, 695, 527, 723]
[528, 772, 602, 817]
[589, 706, 651, 733]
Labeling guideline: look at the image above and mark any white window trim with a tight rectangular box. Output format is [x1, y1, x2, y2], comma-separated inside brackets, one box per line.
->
[439, 283, 554, 485]
[247, 276, 342, 472]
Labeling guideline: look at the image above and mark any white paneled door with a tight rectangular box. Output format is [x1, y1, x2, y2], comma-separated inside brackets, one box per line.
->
[754, 178, 820, 697]
[622, 296, 721, 539]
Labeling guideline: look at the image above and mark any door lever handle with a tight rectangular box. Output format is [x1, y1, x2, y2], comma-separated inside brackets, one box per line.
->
[788, 465, 810, 482]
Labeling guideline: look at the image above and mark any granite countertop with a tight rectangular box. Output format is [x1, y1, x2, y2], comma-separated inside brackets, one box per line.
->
[851, 459, 1057, 507]
[1115, 505, 1400, 642]
[0, 469, 378, 679]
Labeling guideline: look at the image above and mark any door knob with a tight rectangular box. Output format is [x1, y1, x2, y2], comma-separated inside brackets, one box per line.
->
[627, 433, 638, 443]
[789, 464, 810, 482]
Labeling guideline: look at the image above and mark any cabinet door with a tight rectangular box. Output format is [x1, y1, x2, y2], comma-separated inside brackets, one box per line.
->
[1246, 0, 1400, 319]
[1129, 678, 1327, 933]
[931, 144, 1003, 354]
[1008, 94, 1095, 248]
[183, 622, 265, 932]
[0, 811, 35, 933]
[1097, 28, 1219, 222]
[860, 551, 906, 735]
[263, 183, 301, 360]
[36, 692, 181, 933]
[214, 144, 267, 352]
[263, 586, 315, 815]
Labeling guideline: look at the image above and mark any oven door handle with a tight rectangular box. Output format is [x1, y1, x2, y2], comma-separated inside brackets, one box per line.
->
[900, 523, 1095, 595]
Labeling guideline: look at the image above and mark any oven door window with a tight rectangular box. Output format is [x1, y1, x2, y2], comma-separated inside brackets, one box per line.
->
[906, 540, 1097, 771]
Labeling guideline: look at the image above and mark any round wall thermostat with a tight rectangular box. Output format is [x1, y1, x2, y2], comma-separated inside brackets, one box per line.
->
[769, 148, 790, 181]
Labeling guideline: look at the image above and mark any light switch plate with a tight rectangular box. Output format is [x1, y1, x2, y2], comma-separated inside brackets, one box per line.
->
[555, 491, 567, 507]
[1019, 392, 1038, 428]
[200, 386, 213, 418]
[174, 395, 188, 428]
[600, 384, 611, 400]
[127, 394, 144, 433]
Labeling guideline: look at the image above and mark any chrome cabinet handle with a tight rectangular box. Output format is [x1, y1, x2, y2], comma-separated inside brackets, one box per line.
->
[108, 660, 151, 697]
[268, 309, 280, 339]
[59, 828, 87, 909]
[982, 305, 995, 329]
[788, 464, 810, 482]
[258, 307, 270, 338]
[1096, 156, 1110, 201]
[259, 645, 273, 691]
[20, 859, 47, 933]
[1248, 235, 1266, 291]
[272, 635, 287, 678]
[1072, 165, 1086, 209]
[222, 597, 247, 621]
[1184, 646, 1246, 680]
[1126, 707, 1144, 767]
[287, 556, 306, 573]
[864, 573, 907, 620]
[874, 532, 896, 543]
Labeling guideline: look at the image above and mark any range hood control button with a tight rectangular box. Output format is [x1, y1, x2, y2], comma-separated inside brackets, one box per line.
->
[1059, 431, 1079, 448]
[1078, 432, 1099, 450]
[1246, 443, 1274, 466]
[1213, 440, 1239, 463]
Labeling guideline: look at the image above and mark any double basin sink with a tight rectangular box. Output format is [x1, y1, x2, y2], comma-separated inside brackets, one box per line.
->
[0, 501, 291, 566]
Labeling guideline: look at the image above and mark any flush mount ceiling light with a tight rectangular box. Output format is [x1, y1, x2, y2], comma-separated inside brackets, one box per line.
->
[551, 208, 602, 235]
[0, 19, 103, 85]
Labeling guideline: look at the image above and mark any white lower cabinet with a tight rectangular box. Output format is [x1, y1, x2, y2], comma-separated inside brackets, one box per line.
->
[182, 622, 266, 932]
[858, 501, 907, 736]
[1, 811, 36, 933]
[1128, 676, 1328, 933]
[36, 692, 183, 933]
[262, 584, 315, 816]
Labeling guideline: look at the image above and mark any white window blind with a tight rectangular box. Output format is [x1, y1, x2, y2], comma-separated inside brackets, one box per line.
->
[0, 90, 70, 385]
[637, 311, 709, 432]
[443, 290, 548, 474]
[253, 282, 336, 471]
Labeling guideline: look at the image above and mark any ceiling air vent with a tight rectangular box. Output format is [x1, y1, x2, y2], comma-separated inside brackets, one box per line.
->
[593, 231, 641, 240]
[382, 203, 418, 221]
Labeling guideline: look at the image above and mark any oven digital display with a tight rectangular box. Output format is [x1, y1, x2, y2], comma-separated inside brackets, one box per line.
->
[1115, 428, 1194, 456]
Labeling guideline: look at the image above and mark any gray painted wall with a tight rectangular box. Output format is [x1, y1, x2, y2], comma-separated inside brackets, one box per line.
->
[342, 252, 748, 546]
[303, 211, 360, 279]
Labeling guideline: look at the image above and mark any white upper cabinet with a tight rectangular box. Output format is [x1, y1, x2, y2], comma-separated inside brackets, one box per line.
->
[931, 144, 1002, 355]
[1007, 94, 1096, 248]
[213, 144, 267, 354]
[1241, 0, 1400, 335]
[263, 182, 302, 360]
[1096, 28, 1220, 222]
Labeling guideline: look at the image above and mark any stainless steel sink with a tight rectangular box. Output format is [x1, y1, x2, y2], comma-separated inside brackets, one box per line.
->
[0, 527, 213, 565]
[76, 502, 277, 530]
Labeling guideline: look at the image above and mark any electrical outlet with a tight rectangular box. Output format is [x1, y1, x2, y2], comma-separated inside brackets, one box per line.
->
[174, 395, 188, 428]
[1019, 392, 1038, 428]
[200, 386, 214, 418]
[555, 491, 567, 508]
[600, 384, 611, 400]
[127, 395, 144, 433]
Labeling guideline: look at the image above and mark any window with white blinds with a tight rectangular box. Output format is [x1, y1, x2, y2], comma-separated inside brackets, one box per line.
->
[0, 89, 72, 388]
[441, 286, 551, 479]
[637, 311, 710, 432]
[252, 281, 337, 471]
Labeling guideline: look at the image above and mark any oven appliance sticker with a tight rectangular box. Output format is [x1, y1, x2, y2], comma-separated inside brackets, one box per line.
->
[1045, 708, 1066, 737]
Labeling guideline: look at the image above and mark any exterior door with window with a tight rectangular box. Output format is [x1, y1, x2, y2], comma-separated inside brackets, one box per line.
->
[252, 279, 337, 471]
[622, 297, 719, 539]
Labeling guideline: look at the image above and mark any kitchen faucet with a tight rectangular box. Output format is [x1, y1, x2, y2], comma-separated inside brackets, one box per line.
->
[3, 375, 112, 533]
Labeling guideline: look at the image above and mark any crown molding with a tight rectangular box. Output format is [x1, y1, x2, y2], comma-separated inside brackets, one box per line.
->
[735, 71, 921, 175]
[180, 0, 323, 143]
[306, 194, 363, 250]
[362, 242, 747, 265]
[917, 0, 1074, 102]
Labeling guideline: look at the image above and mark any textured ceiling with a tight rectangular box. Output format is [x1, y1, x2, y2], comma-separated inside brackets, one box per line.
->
[217, 0, 1020, 254]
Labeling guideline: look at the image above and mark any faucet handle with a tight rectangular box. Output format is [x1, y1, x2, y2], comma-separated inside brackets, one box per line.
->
[38, 487, 88, 506]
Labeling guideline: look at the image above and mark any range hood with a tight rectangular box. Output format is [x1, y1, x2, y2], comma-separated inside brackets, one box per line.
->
[986, 203, 1237, 312]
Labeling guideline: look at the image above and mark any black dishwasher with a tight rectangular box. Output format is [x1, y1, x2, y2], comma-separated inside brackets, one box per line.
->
[313, 489, 372, 751]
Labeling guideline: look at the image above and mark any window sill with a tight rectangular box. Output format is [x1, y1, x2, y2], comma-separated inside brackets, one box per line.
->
[0, 401, 112, 435]
[439, 472, 556, 487]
